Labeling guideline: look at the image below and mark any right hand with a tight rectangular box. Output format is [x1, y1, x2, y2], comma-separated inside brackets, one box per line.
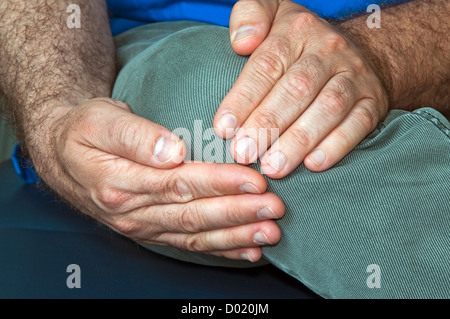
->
[29, 98, 284, 262]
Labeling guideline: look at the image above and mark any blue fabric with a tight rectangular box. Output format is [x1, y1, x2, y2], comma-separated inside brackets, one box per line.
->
[11, 144, 40, 184]
[107, 0, 404, 35]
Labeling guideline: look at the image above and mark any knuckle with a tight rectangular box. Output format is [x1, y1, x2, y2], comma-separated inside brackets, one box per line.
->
[253, 108, 284, 130]
[108, 116, 131, 147]
[163, 172, 195, 203]
[320, 91, 347, 116]
[323, 33, 350, 53]
[179, 205, 204, 233]
[266, 36, 292, 62]
[288, 126, 315, 149]
[108, 115, 151, 160]
[253, 52, 284, 82]
[291, 11, 320, 32]
[284, 69, 315, 101]
[184, 234, 207, 252]
[321, 79, 353, 116]
[352, 103, 380, 131]
[175, 179, 195, 201]
[150, 171, 188, 203]
[352, 57, 368, 75]
[299, 53, 323, 76]
[80, 102, 102, 115]
[91, 185, 129, 213]
[109, 99, 132, 111]
[113, 217, 140, 236]
[252, 40, 289, 82]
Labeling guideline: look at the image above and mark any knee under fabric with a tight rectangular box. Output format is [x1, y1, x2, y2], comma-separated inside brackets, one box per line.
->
[112, 21, 450, 298]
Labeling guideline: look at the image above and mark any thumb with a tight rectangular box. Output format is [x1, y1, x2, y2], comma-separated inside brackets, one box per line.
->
[86, 98, 187, 169]
[229, 0, 279, 56]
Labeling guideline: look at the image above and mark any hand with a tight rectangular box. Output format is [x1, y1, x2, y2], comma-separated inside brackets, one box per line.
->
[30, 98, 284, 261]
[214, 0, 389, 177]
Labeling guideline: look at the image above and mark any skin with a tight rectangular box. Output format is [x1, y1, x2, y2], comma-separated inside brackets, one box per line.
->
[0, 0, 448, 262]
[215, 0, 449, 178]
[0, 0, 284, 262]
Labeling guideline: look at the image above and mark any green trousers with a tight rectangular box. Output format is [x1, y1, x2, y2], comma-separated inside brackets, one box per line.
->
[112, 21, 450, 298]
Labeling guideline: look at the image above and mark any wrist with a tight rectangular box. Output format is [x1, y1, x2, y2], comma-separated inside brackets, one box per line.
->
[336, 18, 394, 110]
[22, 102, 74, 167]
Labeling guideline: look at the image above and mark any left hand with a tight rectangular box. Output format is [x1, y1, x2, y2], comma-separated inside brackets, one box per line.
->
[213, 0, 389, 177]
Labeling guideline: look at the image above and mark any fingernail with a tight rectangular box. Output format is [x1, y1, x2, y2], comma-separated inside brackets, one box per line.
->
[257, 207, 276, 219]
[240, 183, 261, 194]
[266, 151, 286, 172]
[235, 137, 258, 162]
[241, 253, 255, 262]
[217, 113, 238, 138]
[309, 149, 326, 167]
[253, 232, 272, 245]
[154, 135, 179, 164]
[232, 26, 257, 44]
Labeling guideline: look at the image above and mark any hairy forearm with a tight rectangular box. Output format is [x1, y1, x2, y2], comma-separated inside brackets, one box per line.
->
[338, 0, 449, 116]
[0, 0, 115, 152]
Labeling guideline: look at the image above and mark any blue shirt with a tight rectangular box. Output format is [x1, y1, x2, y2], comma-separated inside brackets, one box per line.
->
[107, 0, 402, 35]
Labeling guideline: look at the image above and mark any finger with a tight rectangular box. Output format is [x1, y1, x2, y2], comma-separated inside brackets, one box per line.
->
[229, 53, 333, 164]
[133, 162, 270, 202]
[79, 98, 187, 169]
[151, 220, 281, 253]
[214, 7, 322, 139]
[104, 193, 283, 248]
[229, 0, 279, 55]
[207, 247, 263, 262]
[143, 192, 285, 234]
[303, 98, 381, 172]
[85, 161, 273, 213]
[261, 74, 358, 177]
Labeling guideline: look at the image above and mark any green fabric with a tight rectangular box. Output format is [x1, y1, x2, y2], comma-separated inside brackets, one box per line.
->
[112, 21, 450, 298]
